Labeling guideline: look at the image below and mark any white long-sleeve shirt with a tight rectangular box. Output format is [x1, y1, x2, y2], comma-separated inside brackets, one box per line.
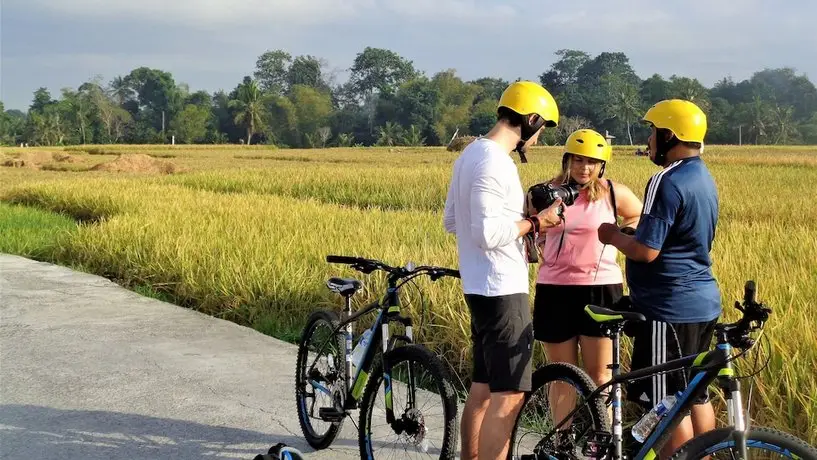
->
[443, 138, 529, 296]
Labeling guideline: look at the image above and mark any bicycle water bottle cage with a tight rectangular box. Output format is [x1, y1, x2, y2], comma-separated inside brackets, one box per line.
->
[326, 277, 363, 297]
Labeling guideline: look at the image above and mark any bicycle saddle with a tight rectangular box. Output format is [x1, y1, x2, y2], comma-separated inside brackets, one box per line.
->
[326, 277, 362, 297]
[584, 304, 646, 323]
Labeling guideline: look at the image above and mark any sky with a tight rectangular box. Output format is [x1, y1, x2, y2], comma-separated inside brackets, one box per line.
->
[2, 0, 816, 111]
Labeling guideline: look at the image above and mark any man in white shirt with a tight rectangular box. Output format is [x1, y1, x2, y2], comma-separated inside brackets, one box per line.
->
[443, 80, 563, 460]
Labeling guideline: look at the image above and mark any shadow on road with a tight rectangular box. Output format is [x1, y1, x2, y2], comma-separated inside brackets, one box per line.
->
[0, 404, 358, 459]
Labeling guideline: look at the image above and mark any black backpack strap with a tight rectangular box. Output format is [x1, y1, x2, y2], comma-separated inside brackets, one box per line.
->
[608, 179, 619, 225]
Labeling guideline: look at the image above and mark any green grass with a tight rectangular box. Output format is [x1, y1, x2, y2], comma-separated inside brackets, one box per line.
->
[0, 202, 78, 258]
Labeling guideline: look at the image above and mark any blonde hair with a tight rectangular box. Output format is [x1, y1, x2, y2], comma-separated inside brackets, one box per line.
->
[551, 154, 609, 202]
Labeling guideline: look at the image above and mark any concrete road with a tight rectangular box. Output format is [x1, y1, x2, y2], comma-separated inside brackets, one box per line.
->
[0, 254, 395, 459]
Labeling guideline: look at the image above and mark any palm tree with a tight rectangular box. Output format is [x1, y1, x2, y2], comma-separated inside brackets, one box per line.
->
[376, 121, 402, 146]
[229, 79, 265, 145]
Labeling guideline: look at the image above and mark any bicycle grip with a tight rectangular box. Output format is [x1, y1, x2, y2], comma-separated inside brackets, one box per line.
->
[326, 255, 364, 265]
[744, 280, 756, 304]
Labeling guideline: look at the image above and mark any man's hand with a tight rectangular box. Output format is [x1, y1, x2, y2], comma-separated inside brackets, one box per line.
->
[597, 222, 620, 245]
[597, 222, 661, 262]
[536, 197, 563, 230]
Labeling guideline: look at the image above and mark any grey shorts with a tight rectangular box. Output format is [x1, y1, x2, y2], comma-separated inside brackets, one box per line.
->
[464, 293, 533, 393]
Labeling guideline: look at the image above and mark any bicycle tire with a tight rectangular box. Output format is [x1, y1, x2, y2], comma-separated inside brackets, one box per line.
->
[508, 362, 611, 460]
[670, 426, 817, 460]
[295, 309, 346, 450]
[358, 344, 459, 459]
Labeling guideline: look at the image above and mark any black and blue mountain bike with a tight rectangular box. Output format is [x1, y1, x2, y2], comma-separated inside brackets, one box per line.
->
[509, 280, 817, 460]
[295, 255, 460, 459]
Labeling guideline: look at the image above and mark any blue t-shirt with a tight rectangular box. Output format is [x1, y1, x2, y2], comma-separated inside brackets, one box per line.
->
[626, 157, 722, 323]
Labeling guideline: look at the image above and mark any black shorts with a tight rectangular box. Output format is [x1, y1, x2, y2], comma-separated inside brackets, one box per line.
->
[626, 319, 718, 409]
[464, 293, 533, 393]
[533, 283, 624, 343]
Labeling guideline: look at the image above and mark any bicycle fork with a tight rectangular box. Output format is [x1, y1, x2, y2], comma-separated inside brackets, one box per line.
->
[719, 342, 748, 460]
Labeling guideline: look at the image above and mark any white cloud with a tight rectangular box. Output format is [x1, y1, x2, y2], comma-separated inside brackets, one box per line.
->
[14, 0, 377, 27]
[381, 0, 517, 24]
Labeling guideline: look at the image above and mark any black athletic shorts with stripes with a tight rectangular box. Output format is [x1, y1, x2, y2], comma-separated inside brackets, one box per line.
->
[626, 318, 718, 410]
[464, 293, 533, 393]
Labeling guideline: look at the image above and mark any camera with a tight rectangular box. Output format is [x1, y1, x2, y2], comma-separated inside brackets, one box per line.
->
[526, 182, 581, 216]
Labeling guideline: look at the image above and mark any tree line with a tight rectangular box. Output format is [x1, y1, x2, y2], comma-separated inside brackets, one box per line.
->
[2, 47, 816, 147]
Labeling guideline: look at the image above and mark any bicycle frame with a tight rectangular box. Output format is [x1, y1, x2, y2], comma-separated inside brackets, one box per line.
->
[305, 278, 416, 424]
[546, 324, 744, 460]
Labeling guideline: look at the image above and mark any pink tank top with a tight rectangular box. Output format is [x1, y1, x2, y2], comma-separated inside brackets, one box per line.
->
[536, 185, 623, 286]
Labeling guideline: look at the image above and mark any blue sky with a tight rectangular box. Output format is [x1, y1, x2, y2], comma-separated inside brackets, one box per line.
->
[2, 0, 815, 111]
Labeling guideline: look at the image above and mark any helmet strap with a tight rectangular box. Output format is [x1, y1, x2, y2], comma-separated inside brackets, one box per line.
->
[598, 162, 606, 178]
[652, 129, 679, 167]
[513, 115, 546, 163]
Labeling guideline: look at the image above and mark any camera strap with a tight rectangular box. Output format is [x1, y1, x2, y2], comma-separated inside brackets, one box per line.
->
[594, 179, 618, 281]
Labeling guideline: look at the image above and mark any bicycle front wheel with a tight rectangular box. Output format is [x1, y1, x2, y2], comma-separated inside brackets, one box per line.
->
[671, 427, 817, 460]
[358, 344, 459, 459]
[509, 362, 610, 460]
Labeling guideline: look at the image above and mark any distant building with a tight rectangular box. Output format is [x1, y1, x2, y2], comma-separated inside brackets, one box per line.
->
[604, 130, 616, 145]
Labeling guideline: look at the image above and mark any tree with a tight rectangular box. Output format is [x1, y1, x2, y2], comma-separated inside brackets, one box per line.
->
[390, 77, 440, 141]
[287, 55, 328, 92]
[599, 73, 643, 145]
[401, 124, 426, 146]
[87, 83, 132, 143]
[667, 76, 710, 111]
[470, 77, 509, 104]
[61, 87, 94, 144]
[186, 90, 213, 108]
[228, 78, 266, 145]
[640, 74, 671, 105]
[469, 99, 497, 137]
[266, 95, 299, 147]
[348, 47, 418, 102]
[430, 69, 478, 143]
[540, 49, 592, 116]
[29, 88, 55, 114]
[376, 121, 403, 146]
[254, 50, 292, 95]
[0, 104, 27, 145]
[123, 67, 183, 137]
[289, 84, 333, 146]
[171, 104, 211, 143]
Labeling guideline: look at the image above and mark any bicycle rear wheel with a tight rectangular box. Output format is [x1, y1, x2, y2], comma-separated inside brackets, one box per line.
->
[358, 344, 459, 459]
[295, 309, 346, 450]
[670, 427, 817, 460]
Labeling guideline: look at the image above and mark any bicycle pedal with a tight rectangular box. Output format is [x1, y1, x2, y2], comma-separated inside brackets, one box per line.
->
[318, 407, 346, 422]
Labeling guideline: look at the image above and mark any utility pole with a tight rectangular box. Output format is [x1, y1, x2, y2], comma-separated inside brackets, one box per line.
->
[738, 125, 742, 146]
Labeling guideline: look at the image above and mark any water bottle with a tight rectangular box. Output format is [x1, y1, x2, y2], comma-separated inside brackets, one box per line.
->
[631, 392, 679, 443]
[351, 329, 373, 369]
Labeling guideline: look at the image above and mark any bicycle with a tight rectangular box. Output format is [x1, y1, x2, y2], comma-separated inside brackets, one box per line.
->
[509, 280, 817, 460]
[295, 254, 461, 459]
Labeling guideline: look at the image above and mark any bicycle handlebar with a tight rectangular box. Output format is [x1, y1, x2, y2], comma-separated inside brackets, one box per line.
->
[717, 280, 772, 350]
[325, 254, 460, 281]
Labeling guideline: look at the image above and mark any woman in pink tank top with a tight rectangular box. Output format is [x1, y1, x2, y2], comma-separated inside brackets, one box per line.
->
[531, 129, 643, 434]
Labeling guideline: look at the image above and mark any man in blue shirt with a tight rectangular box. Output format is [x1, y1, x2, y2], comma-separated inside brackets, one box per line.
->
[598, 99, 720, 456]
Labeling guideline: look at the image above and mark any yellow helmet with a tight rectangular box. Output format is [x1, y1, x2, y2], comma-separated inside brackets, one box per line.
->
[643, 99, 707, 143]
[565, 129, 611, 162]
[498, 81, 559, 127]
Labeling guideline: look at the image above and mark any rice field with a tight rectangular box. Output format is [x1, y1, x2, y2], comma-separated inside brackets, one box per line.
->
[1, 143, 815, 444]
